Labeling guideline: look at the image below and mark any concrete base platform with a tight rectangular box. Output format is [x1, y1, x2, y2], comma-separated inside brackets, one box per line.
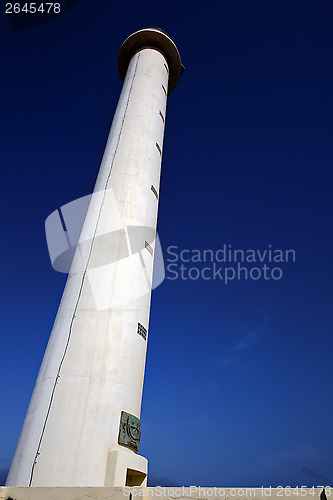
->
[0, 487, 325, 500]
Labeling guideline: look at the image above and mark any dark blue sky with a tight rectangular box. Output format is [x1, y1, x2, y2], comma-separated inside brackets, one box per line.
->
[1, 0, 332, 488]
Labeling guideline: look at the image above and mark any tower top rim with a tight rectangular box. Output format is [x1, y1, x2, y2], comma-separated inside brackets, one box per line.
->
[118, 28, 184, 94]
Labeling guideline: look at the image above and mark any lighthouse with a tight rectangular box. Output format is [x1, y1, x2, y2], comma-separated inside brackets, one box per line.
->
[6, 28, 183, 488]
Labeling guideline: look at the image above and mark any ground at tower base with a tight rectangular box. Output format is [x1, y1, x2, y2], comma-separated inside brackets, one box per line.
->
[0, 486, 326, 500]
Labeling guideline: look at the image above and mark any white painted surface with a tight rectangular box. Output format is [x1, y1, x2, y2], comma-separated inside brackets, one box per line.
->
[105, 450, 147, 487]
[7, 48, 169, 487]
[0, 487, 325, 500]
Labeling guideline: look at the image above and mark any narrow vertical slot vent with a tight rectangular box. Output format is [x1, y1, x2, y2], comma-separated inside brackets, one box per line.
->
[164, 63, 169, 74]
[137, 323, 147, 341]
[151, 185, 159, 199]
[161, 84, 167, 95]
[159, 111, 165, 123]
[155, 142, 162, 156]
[145, 241, 153, 256]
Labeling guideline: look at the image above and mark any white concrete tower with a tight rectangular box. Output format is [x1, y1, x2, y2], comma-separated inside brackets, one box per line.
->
[6, 28, 183, 488]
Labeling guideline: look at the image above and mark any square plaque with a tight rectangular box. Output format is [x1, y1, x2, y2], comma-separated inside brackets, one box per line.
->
[118, 411, 141, 453]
